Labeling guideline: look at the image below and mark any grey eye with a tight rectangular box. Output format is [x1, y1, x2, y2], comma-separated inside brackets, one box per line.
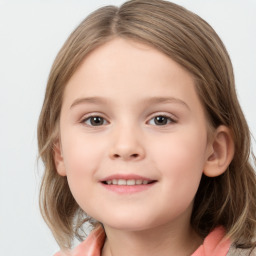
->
[84, 116, 107, 126]
[148, 116, 173, 126]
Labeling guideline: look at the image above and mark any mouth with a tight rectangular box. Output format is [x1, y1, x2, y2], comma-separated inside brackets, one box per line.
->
[100, 174, 157, 194]
[101, 179, 156, 186]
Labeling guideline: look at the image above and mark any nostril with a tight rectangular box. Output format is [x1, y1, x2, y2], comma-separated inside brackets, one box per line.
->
[113, 153, 139, 158]
[111, 152, 142, 160]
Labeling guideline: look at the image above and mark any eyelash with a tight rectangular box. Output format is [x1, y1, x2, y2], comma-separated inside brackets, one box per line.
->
[80, 113, 177, 127]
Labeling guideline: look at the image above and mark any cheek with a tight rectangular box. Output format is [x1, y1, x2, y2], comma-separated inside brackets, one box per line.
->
[63, 132, 104, 174]
[153, 131, 206, 166]
[150, 130, 207, 195]
[61, 133, 105, 202]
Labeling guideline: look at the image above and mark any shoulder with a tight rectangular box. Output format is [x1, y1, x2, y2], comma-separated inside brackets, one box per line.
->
[53, 225, 105, 256]
[227, 245, 256, 256]
[53, 251, 71, 256]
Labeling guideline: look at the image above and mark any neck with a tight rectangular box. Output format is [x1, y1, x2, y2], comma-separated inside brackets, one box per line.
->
[101, 219, 202, 256]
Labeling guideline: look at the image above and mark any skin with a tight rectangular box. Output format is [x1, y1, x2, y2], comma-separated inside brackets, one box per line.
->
[55, 38, 234, 256]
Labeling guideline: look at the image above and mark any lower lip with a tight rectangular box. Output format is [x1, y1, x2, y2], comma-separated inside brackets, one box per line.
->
[100, 183, 156, 194]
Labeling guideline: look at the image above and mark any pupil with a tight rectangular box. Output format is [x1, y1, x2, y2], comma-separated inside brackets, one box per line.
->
[91, 117, 103, 126]
[155, 116, 167, 125]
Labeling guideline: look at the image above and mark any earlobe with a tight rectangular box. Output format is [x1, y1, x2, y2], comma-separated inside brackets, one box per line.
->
[53, 141, 67, 176]
[203, 125, 235, 177]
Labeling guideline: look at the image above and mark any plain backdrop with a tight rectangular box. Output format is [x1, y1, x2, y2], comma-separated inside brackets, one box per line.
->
[0, 1, 255, 255]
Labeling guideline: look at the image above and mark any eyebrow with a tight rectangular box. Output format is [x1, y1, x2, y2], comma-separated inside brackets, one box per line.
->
[70, 96, 190, 110]
[70, 97, 109, 109]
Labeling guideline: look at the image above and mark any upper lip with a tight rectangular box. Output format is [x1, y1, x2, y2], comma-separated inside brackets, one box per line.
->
[100, 174, 156, 182]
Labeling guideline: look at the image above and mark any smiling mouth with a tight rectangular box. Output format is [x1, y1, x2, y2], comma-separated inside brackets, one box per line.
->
[102, 179, 157, 186]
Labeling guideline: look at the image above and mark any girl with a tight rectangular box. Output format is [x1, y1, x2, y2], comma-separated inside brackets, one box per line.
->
[37, 0, 256, 255]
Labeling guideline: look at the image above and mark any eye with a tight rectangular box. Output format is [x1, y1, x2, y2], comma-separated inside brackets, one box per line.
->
[148, 115, 175, 126]
[82, 116, 108, 126]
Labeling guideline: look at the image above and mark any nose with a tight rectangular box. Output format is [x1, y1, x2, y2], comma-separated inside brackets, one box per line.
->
[109, 125, 145, 161]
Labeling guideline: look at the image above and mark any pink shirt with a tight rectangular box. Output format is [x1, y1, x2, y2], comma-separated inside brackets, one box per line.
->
[54, 226, 231, 256]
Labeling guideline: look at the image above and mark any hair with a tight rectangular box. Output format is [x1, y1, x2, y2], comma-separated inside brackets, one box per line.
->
[38, 0, 256, 250]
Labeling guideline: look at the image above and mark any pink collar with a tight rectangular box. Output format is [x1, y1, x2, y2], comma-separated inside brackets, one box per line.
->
[191, 226, 231, 256]
[55, 226, 231, 256]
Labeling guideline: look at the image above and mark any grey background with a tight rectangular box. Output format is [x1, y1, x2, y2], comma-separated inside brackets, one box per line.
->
[0, 0, 255, 255]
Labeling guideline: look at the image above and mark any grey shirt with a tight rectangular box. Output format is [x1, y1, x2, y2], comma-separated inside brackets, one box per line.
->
[227, 245, 256, 256]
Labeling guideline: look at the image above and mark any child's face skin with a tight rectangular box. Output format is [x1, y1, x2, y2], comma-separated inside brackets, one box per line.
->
[57, 38, 213, 233]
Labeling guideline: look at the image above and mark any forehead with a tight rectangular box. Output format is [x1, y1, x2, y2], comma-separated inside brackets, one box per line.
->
[63, 38, 199, 107]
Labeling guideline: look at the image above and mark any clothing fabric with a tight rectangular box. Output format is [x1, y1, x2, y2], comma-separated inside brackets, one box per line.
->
[227, 245, 256, 256]
[191, 226, 230, 256]
[54, 225, 254, 256]
[54, 225, 105, 256]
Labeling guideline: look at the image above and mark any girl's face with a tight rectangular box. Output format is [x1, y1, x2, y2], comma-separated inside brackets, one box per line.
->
[57, 38, 213, 231]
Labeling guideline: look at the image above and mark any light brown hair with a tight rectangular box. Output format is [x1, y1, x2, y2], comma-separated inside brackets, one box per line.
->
[38, 0, 256, 250]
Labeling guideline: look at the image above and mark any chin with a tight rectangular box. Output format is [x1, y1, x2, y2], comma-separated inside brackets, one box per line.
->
[96, 214, 160, 232]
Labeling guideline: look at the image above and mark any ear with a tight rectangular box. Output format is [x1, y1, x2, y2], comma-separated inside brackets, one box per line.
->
[53, 140, 67, 176]
[203, 125, 235, 177]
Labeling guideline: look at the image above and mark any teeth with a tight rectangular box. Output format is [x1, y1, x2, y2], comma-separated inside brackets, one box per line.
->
[104, 179, 151, 185]
[127, 179, 135, 185]
[118, 179, 126, 185]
